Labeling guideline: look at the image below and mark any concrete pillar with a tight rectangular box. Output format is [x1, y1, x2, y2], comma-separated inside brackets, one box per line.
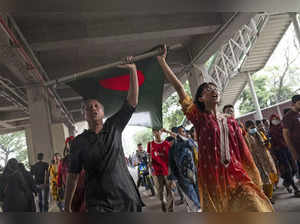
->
[51, 123, 69, 156]
[68, 125, 76, 137]
[291, 13, 300, 46]
[188, 64, 205, 97]
[247, 72, 263, 120]
[27, 86, 54, 164]
[25, 127, 34, 166]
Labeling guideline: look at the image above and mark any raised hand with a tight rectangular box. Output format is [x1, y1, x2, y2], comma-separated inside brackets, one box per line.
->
[157, 44, 167, 62]
[118, 56, 137, 70]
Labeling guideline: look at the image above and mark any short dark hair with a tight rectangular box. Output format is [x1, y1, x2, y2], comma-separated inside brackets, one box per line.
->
[137, 143, 142, 146]
[37, 153, 44, 161]
[223, 104, 234, 113]
[292, 95, 300, 104]
[245, 120, 255, 129]
[165, 136, 175, 142]
[171, 127, 178, 133]
[283, 108, 291, 115]
[255, 120, 262, 126]
[152, 128, 160, 132]
[194, 82, 218, 112]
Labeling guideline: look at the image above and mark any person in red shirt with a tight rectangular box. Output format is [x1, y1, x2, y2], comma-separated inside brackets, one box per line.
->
[147, 128, 174, 212]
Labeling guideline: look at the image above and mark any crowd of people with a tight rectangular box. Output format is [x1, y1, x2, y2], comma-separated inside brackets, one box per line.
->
[0, 46, 299, 212]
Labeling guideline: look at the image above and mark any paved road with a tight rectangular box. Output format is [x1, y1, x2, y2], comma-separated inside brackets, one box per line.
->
[140, 179, 300, 212]
[39, 168, 300, 212]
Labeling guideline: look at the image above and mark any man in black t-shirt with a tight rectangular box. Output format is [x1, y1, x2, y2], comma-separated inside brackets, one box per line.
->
[64, 57, 143, 212]
[31, 153, 49, 212]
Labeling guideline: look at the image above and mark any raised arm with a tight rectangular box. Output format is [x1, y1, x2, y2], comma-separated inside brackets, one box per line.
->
[157, 45, 187, 102]
[161, 128, 177, 138]
[118, 56, 139, 108]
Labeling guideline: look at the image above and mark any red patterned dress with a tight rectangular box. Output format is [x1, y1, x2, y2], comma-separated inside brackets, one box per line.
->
[180, 95, 273, 212]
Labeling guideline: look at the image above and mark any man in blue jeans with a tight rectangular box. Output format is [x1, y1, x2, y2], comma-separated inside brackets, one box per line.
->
[31, 153, 49, 212]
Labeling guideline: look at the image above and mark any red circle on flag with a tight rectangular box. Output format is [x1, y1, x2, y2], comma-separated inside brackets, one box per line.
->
[99, 70, 145, 91]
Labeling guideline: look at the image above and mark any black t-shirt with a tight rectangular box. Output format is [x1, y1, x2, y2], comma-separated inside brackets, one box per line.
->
[31, 161, 49, 185]
[69, 101, 143, 211]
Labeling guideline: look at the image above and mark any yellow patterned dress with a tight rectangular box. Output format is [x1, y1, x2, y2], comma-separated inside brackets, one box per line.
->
[244, 132, 278, 199]
[180, 94, 273, 212]
[49, 163, 59, 201]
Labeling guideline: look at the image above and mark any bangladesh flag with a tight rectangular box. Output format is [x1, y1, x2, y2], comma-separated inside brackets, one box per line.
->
[66, 57, 165, 129]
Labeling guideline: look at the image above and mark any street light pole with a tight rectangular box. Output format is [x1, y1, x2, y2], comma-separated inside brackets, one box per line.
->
[291, 13, 300, 45]
[247, 72, 263, 120]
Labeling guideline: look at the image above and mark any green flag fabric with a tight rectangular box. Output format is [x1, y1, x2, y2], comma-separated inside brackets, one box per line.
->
[67, 57, 164, 129]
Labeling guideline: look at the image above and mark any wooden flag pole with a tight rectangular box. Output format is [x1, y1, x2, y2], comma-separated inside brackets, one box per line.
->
[46, 43, 183, 86]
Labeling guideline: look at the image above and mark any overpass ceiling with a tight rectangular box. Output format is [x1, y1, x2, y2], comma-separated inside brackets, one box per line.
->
[219, 13, 292, 110]
[0, 12, 240, 133]
[240, 13, 292, 72]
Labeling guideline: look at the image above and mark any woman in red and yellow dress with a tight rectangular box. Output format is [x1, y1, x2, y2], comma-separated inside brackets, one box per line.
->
[157, 45, 273, 212]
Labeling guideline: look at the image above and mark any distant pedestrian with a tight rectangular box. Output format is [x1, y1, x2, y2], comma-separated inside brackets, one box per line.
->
[282, 95, 300, 179]
[31, 153, 49, 212]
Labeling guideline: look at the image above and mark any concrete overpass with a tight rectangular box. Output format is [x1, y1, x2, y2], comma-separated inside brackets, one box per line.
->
[0, 8, 299, 164]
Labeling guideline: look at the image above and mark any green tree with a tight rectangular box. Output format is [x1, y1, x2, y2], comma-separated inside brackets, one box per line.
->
[239, 75, 271, 114]
[0, 131, 28, 166]
[133, 128, 153, 149]
[134, 81, 191, 147]
[162, 81, 191, 129]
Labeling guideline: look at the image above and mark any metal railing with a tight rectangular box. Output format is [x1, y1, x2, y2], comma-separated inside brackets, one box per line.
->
[206, 14, 269, 92]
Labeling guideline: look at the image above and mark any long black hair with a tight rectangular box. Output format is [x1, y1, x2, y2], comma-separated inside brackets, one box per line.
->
[3, 158, 19, 176]
[194, 82, 217, 112]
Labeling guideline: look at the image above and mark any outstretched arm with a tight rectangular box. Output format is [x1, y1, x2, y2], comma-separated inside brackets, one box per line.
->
[118, 56, 139, 108]
[157, 45, 187, 102]
[161, 128, 177, 138]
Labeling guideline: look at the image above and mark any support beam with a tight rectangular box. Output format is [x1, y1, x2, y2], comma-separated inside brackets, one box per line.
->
[62, 96, 83, 102]
[0, 111, 29, 122]
[291, 13, 300, 46]
[189, 13, 256, 65]
[0, 121, 15, 129]
[247, 72, 263, 120]
[0, 125, 29, 135]
[51, 123, 69, 155]
[0, 105, 20, 111]
[27, 86, 54, 163]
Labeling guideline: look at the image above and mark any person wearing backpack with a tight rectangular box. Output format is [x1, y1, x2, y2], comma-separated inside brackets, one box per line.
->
[167, 126, 201, 212]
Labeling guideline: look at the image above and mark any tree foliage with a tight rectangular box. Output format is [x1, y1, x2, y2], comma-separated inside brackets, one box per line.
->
[133, 81, 192, 147]
[0, 131, 28, 166]
[239, 30, 300, 115]
[162, 81, 191, 129]
[133, 128, 153, 149]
